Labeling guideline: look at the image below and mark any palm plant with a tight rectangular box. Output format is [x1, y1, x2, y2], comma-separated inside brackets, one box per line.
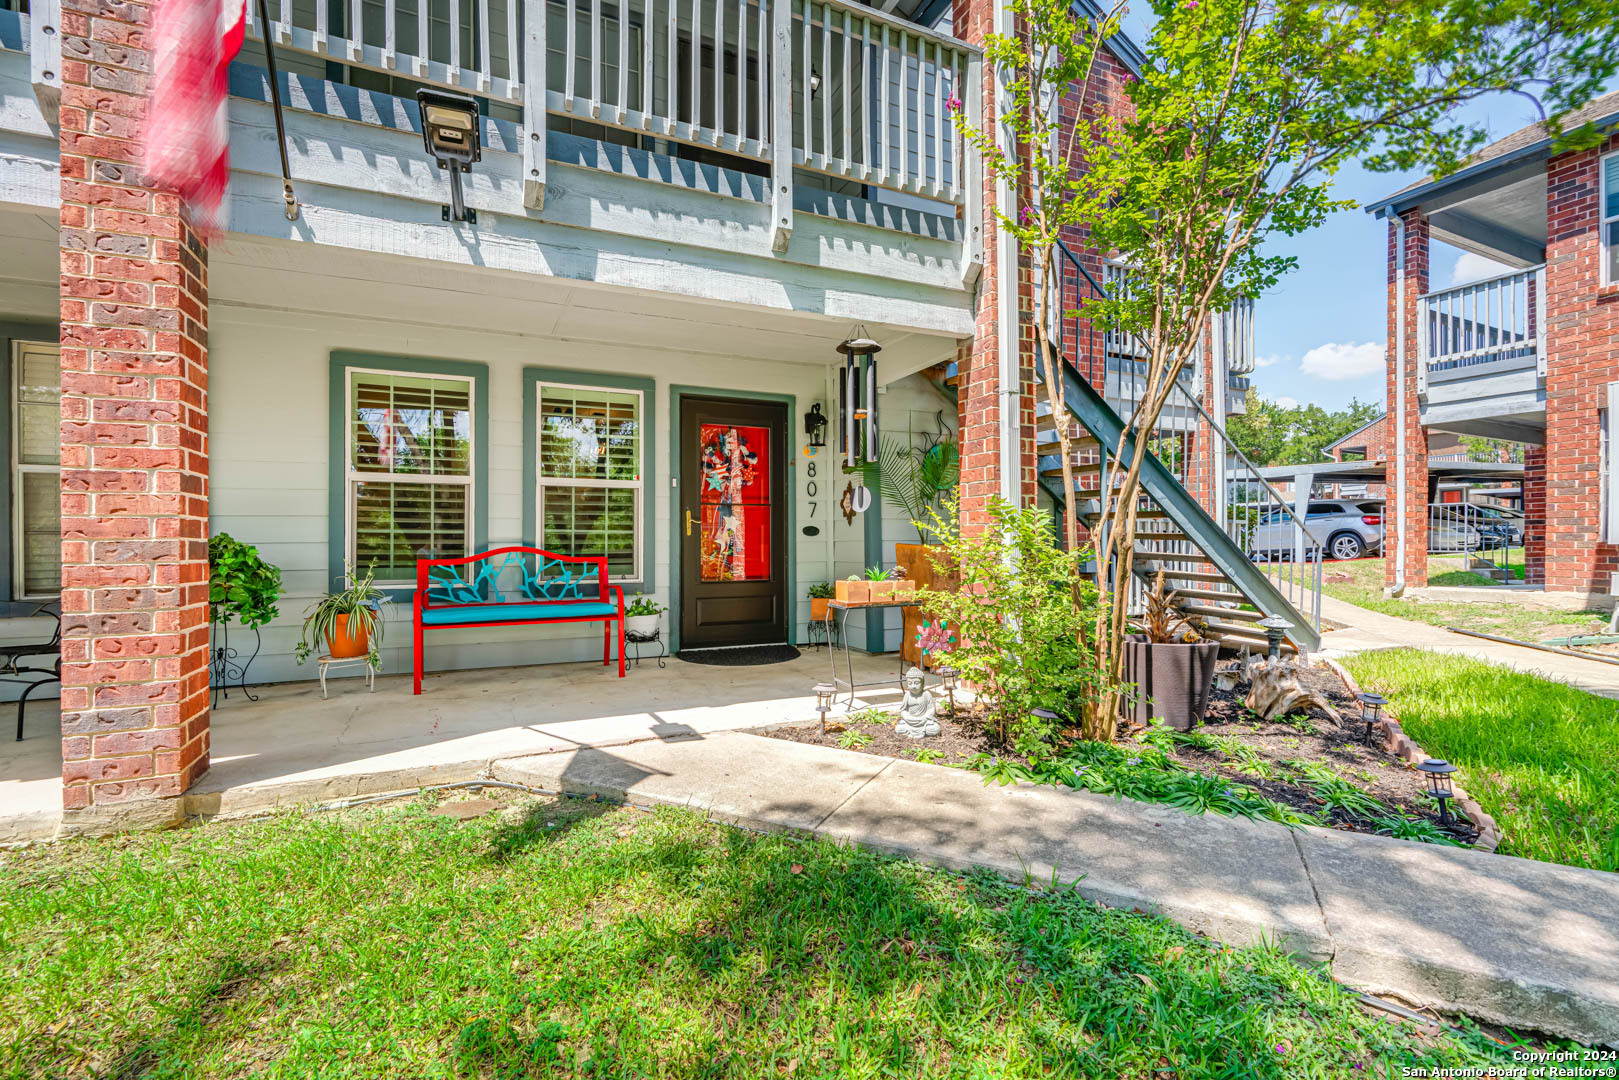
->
[859, 435, 959, 541]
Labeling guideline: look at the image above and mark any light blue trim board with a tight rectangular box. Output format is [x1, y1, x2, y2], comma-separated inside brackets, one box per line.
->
[521, 366, 657, 596]
[327, 351, 490, 602]
[667, 385, 797, 654]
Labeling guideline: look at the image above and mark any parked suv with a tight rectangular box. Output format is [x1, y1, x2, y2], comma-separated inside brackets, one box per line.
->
[1248, 500, 1385, 561]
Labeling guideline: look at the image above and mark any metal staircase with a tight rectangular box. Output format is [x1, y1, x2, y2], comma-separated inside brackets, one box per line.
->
[1045, 244, 1322, 654]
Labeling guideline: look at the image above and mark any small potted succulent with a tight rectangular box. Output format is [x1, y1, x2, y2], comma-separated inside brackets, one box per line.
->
[891, 565, 917, 598]
[296, 562, 389, 671]
[624, 593, 666, 638]
[808, 581, 835, 621]
[865, 565, 897, 601]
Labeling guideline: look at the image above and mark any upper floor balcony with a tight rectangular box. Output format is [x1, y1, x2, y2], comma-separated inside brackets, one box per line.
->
[0, 0, 983, 367]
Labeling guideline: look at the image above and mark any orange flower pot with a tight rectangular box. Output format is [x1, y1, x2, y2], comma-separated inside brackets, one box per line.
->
[810, 597, 830, 621]
[836, 580, 871, 604]
[326, 613, 370, 659]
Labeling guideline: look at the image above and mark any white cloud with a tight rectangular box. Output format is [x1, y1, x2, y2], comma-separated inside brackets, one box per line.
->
[1272, 395, 1300, 409]
[1298, 341, 1385, 381]
[1253, 354, 1284, 369]
[1450, 251, 1512, 287]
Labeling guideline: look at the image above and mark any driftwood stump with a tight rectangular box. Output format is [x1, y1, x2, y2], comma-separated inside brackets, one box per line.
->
[1239, 651, 1342, 724]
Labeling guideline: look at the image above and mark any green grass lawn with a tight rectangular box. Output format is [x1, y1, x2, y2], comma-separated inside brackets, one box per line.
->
[1323, 558, 1607, 642]
[0, 797, 1534, 1078]
[1345, 651, 1619, 873]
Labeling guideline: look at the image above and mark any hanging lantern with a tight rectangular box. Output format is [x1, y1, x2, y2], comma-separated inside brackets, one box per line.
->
[804, 403, 829, 448]
[837, 329, 882, 469]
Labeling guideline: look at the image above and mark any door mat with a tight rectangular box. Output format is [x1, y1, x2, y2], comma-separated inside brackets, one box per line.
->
[678, 644, 801, 667]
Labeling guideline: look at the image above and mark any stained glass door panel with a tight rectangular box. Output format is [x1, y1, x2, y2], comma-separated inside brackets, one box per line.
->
[680, 398, 788, 649]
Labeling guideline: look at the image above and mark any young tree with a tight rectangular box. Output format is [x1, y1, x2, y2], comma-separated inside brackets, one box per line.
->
[956, 0, 1619, 742]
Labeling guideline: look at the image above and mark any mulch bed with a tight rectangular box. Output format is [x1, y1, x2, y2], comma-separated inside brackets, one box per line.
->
[760, 660, 1477, 844]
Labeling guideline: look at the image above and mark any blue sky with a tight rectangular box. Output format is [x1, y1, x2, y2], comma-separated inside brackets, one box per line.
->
[1110, 6, 1593, 415]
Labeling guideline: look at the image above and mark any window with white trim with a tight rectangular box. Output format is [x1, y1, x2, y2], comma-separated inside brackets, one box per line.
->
[535, 383, 642, 581]
[1605, 150, 1619, 287]
[346, 368, 474, 584]
[12, 341, 60, 599]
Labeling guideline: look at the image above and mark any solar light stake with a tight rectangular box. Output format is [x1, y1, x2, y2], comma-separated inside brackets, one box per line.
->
[1257, 615, 1292, 660]
[1356, 693, 1387, 746]
[1416, 758, 1458, 825]
[937, 665, 958, 717]
[813, 682, 836, 736]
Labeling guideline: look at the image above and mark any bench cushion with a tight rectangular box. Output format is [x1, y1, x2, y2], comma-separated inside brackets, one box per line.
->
[420, 601, 617, 626]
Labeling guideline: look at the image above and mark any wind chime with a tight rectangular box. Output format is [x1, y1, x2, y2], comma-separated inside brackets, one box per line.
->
[837, 329, 881, 472]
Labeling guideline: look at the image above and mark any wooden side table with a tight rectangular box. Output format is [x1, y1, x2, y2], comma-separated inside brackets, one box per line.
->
[318, 655, 376, 698]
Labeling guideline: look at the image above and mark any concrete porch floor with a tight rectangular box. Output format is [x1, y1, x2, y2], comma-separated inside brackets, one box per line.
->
[1, 648, 905, 842]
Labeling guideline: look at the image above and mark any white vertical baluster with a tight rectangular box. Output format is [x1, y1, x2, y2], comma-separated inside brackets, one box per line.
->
[858, 18, 868, 176]
[508, 0, 519, 87]
[417, 0, 428, 74]
[736, 0, 747, 140]
[757, 0, 768, 145]
[618, 0, 629, 120]
[643, 0, 654, 123]
[899, 29, 909, 189]
[711, 0, 723, 141]
[840, 10, 850, 166]
[691, 0, 701, 133]
[449, 0, 460, 75]
[931, 41, 942, 195]
[817, 3, 829, 161]
[565, 0, 576, 106]
[590, 0, 601, 115]
[800, 0, 810, 157]
[348, 0, 361, 60]
[666, 0, 676, 130]
[385, 0, 396, 69]
[524, 0, 549, 208]
[480, 0, 492, 89]
[315, 0, 329, 52]
[277, 0, 289, 42]
[878, 22, 888, 182]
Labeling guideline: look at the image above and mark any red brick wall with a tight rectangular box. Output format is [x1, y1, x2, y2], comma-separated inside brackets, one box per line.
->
[1541, 134, 1619, 593]
[1330, 415, 1387, 461]
[1386, 211, 1430, 589]
[57, 0, 212, 811]
[1523, 444, 1545, 584]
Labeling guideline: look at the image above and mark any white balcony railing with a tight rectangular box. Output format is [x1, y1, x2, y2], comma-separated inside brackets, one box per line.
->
[242, 0, 981, 259]
[1417, 264, 1546, 393]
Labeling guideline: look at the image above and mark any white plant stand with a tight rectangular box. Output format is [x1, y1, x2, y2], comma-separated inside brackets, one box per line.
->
[317, 654, 376, 698]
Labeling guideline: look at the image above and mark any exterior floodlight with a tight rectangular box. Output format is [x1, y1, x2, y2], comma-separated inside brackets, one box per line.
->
[836, 330, 882, 469]
[804, 403, 829, 448]
[813, 682, 836, 735]
[1416, 758, 1457, 825]
[416, 88, 481, 224]
[810, 68, 822, 97]
[1356, 692, 1387, 745]
[1257, 614, 1292, 659]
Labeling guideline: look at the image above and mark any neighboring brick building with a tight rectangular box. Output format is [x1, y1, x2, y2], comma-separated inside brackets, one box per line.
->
[1368, 93, 1619, 593]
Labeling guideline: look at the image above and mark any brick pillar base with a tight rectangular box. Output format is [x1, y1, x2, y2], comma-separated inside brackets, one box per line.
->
[1386, 212, 1429, 591]
[58, 0, 212, 817]
[1523, 445, 1545, 585]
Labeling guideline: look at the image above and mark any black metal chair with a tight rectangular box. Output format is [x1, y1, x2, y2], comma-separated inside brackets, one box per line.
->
[3, 601, 62, 741]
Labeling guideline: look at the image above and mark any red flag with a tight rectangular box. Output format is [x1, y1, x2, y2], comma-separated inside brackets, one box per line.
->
[144, 0, 246, 233]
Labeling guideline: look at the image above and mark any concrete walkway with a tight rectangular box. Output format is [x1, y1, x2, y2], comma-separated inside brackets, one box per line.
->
[1318, 594, 1619, 699]
[489, 731, 1619, 1046]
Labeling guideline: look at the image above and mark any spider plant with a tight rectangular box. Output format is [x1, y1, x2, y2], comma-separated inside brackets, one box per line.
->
[295, 562, 390, 670]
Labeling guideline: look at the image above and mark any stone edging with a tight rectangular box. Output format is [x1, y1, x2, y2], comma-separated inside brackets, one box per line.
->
[1318, 657, 1502, 855]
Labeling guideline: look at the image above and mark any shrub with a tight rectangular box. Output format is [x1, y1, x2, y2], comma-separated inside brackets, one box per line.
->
[918, 497, 1108, 757]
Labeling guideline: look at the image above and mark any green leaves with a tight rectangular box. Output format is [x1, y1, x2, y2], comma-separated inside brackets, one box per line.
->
[208, 533, 284, 630]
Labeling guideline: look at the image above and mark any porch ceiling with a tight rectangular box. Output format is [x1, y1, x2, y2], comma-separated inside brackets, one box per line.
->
[0, 205, 59, 324]
[209, 236, 960, 382]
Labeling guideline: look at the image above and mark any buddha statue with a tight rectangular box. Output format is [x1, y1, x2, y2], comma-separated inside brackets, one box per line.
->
[894, 666, 940, 738]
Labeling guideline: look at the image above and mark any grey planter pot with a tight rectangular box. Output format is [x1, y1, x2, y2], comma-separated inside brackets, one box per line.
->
[1121, 635, 1221, 732]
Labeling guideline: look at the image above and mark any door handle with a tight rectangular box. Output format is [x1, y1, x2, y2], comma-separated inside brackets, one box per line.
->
[685, 509, 695, 536]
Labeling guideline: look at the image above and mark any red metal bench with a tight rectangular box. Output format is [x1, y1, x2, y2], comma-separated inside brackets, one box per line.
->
[413, 546, 625, 694]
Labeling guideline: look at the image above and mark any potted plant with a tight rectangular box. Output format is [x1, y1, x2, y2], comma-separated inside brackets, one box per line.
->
[865, 565, 896, 601]
[808, 581, 835, 621]
[624, 593, 666, 638]
[835, 575, 871, 605]
[295, 562, 389, 670]
[891, 567, 917, 598]
[1121, 570, 1221, 732]
[208, 533, 283, 632]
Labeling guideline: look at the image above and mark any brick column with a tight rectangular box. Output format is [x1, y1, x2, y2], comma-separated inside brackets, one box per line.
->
[1385, 211, 1429, 590]
[1522, 445, 1545, 585]
[58, 0, 212, 817]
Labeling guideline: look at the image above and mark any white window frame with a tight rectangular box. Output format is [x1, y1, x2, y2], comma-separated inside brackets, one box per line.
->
[11, 340, 59, 601]
[344, 365, 477, 588]
[1604, 149, 1619, 288]
[534, 380, 644, 584]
